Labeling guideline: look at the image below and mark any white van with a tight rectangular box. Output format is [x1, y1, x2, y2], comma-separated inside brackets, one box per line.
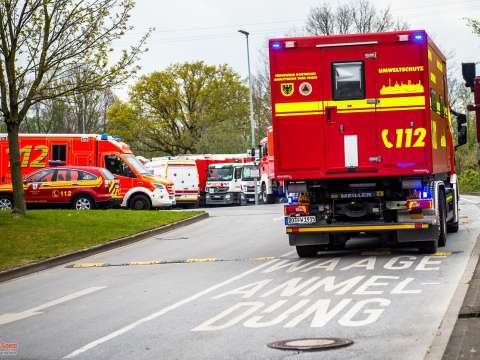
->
[146, 159, 199, 207]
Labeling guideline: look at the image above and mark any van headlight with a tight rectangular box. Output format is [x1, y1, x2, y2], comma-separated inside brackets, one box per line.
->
[153, 183, 166, 191]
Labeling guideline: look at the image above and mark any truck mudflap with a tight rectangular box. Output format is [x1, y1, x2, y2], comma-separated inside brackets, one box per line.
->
[287, 223, 439, 246]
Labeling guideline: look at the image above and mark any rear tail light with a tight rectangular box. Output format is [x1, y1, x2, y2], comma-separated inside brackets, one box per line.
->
[284, 204, 310, 216]
[406, 199, 433, 212]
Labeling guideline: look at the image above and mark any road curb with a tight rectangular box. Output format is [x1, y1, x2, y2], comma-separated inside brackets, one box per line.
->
[0, 212, 209, 283]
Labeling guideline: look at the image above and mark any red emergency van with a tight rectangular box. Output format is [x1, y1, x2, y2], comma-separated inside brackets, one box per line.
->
[0, 134, 175, 209]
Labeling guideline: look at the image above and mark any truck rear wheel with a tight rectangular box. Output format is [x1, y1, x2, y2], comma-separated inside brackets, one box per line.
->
[130, 194, 151, 210]
[438, 190, 447, 247]
[296, 245, 319, 258]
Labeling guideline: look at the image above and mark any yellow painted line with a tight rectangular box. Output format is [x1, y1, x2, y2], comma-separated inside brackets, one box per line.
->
[287, 224, 429, 233]
[431, 251, 452, 257]
[249, 256, 275, 261]
[72, 262, 106, 268]
[186, 257, 217, 263]
[276, 111, 323, 117]
[275, 101, 322, 113]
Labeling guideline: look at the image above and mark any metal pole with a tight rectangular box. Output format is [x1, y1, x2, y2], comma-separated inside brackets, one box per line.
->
[238, 29, 258, 205]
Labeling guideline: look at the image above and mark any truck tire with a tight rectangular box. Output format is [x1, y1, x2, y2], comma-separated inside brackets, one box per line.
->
[296, 245, 319, 258]
[438, 190, 447, 247]
[73, 194, 95, 210]
[447, 220, 459, 233]
[0, 194, 13, 210]
[129, 194, 151, 210]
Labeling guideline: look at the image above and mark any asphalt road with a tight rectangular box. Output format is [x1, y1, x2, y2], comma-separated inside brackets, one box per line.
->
[1, 196, 479, 360]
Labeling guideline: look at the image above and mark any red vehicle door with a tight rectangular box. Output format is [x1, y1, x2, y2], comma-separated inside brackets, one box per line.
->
[24, 168, 56, 203]
[320, 45, 380, 174]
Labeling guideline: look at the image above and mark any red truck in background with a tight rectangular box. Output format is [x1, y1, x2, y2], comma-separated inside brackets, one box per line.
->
[259, 126, 284, 203]
[0, 134, 175, 210]
[269, 30, 467, 257]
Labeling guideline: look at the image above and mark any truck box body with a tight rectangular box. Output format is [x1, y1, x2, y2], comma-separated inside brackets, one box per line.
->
[269, 30, 452, 180]
[268, 31, 462, 256]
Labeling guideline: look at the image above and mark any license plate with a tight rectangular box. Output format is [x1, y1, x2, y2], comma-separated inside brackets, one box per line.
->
[287, 216, 316, 225]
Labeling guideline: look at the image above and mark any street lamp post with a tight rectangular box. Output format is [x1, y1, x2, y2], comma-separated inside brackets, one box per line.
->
[238, 29, 259, 205]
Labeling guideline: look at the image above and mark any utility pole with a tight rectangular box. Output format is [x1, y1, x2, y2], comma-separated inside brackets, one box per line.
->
[238, 29, 259, 205]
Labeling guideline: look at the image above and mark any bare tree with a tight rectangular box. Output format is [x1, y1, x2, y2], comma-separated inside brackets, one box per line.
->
[0, 0, 150, 214]
[306, 0, 408, 35]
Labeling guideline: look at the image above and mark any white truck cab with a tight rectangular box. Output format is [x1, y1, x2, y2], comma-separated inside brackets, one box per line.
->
[205, 163, 243, 206]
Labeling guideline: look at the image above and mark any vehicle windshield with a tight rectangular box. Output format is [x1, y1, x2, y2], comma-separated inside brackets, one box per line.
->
[100, 168, 115, 180]
[242, 165, 259, 181]
[123, 154, 149, 175]
[208, 166, 233, 181]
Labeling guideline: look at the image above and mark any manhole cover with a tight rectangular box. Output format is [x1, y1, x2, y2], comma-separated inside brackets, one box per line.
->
[267, 337, 353, 351]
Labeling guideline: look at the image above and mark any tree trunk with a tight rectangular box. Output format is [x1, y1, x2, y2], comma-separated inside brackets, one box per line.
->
[6, 121, 26, 215]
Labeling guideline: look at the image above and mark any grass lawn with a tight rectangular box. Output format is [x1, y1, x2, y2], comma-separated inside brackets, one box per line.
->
[0, 209, 203, 272]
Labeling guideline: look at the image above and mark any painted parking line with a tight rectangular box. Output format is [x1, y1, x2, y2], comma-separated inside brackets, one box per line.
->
[0, 286, 106, 326]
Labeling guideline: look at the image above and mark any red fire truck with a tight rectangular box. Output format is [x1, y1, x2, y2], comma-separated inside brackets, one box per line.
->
[0, 134, 175, 209]
[269, 30, 467, 257]
[259, 127, 284, 203]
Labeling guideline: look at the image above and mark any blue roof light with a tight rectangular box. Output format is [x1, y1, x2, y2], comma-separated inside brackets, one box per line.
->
[272, 42, 281, 49]
[413, 33, 424, 42]
[100, 133, 108, 140]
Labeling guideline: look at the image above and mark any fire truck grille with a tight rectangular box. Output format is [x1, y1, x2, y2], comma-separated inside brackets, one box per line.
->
[246, 186, 255, 192]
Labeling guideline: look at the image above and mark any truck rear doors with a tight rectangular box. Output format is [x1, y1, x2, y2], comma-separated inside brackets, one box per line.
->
[320, 45, 380, 173]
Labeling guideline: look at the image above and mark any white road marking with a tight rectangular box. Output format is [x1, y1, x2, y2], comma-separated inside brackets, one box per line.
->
[422, 282, 441, 285]
[63, 250, 296, 359]
[0, 286, 106, 326]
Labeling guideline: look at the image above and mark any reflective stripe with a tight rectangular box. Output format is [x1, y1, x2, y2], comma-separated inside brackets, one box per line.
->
[286, 224, 429, 233]
[275, 96, 426, 116]
[275, 101, 322, 113]
[378, 95, 425, 108]
[325, 99, 375, 110]
[276, 111, 323, 117]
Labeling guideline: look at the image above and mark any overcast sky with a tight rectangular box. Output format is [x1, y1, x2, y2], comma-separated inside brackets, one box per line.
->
[113, 0, 480, 98]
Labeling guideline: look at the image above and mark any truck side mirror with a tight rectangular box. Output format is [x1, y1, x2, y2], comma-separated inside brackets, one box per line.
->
[462, 63, 476, 91]
[456, 113, 468, 149]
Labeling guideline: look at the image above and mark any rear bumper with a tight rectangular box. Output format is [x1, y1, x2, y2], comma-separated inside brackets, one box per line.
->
[287, 222, 439, 246]
[286, 223, 429, 233]
[206, 192, 236, 205]
[175, 193, 199, 205]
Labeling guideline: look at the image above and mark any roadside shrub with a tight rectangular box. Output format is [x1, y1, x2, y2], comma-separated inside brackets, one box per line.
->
[458, 168, 480, 192]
